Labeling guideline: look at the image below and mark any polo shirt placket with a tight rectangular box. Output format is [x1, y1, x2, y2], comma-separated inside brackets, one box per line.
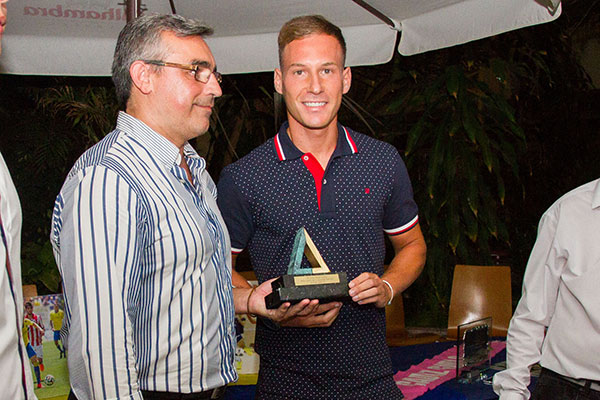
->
[273, 124, 358, 218]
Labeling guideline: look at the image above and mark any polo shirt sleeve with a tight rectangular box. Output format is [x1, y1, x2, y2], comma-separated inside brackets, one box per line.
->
[216, 168, 255, 253]
[382, 155, 419, 236]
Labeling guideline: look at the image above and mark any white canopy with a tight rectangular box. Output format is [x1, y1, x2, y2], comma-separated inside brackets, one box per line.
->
[1, 0, 561, 76]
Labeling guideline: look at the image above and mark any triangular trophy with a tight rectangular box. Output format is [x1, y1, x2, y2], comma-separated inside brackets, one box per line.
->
[266, 227, 349, 309]
[287, 227, 330, 275]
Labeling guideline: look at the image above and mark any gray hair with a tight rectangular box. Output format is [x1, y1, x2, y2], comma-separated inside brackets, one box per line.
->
[111, 13, 213, 108]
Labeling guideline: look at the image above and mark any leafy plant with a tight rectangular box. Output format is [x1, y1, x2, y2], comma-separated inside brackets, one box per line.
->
[400, 61, 526, 316]
[21, 240, 61, 293]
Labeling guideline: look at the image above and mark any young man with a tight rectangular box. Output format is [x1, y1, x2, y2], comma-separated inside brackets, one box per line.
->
[217, 15, 427, 399]
[493, 179, 600, 400]
[49, 302, 65, 358]
[24, 302, 45, 389]
[1, 1, 38, 397]
[23, 317, 44, 388]
[52, 13, 310, 400]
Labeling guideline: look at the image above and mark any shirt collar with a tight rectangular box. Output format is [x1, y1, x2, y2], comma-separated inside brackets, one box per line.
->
[592, 179, 600, 209]
[273, 121, 358, 161]
[116, 111, 203, 169]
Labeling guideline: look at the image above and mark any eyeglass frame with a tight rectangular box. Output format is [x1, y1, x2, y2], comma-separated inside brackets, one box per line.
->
[142, 60, 222, 84]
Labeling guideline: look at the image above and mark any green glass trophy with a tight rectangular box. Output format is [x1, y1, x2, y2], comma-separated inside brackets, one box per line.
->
[265, 227, 349, 309]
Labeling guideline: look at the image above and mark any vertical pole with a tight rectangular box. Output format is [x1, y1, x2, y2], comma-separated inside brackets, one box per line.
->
[126, 0, 141, 22]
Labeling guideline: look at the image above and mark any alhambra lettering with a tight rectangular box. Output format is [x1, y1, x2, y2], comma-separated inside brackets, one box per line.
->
[24, 5, 126, 20]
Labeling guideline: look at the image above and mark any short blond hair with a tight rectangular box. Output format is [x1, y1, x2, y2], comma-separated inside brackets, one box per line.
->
[278, 15, 346, 67]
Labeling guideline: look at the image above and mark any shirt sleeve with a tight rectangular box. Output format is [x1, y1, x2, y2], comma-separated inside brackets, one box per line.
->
[492, 209, 563, 400]
[53, 165, 143, 400]
[216, 168, 255, 253]
[382, 155, 419, 235]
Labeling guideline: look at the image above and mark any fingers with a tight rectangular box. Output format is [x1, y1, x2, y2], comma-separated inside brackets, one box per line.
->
[281, 302, 342, 328]
[291, 299, 320, 316]
[313, 302, 342, 326]
[348, 272, 387, 306]
[267, 298, 314, 322]
[313, 301, 341, 314]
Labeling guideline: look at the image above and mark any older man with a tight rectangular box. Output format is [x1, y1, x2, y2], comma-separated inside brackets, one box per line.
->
[52, 14, 306, 400]
[0, 0, 38, 398]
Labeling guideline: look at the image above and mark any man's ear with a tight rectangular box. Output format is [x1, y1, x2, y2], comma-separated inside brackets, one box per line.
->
[129, 60, 153, 95]
[274, 68, 283, 95]
[342, 67, 352, 94]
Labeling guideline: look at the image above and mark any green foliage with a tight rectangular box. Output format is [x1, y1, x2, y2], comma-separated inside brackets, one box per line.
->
[399, 61, 525, 314]
[0, 78, 119, 294]
[21, 240, 60, 293]
[34, 85, 119, 145]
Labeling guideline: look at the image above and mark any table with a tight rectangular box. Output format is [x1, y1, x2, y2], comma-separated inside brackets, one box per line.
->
[225, 341, 528, 399]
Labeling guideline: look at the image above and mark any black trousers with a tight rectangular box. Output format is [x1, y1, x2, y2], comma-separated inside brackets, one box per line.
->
[68, 386, 226, 400]
[531, 368, 600, 400]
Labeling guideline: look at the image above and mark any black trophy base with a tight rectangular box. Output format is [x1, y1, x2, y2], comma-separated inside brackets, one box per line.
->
[265, 272, 349, 309]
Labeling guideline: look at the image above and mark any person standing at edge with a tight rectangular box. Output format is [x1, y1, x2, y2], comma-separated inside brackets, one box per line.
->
[49, 302, 66, 358]
[51, 13, 311, 400]
[493, 179, 600, 400]
[0, 0, 39, 398]
[217, 15, 427, 399]
[24, 301, 45, 388]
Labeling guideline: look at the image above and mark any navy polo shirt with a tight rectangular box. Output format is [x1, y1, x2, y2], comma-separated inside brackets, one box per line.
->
[217, 122, 418, 399]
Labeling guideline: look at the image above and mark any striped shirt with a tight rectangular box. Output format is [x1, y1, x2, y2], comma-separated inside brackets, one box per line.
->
[25, 313, 44, 347]
[51, 112, 236, 400]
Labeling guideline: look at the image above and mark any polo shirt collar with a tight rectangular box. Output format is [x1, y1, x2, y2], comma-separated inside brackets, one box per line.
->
[274, 121, 358, 161]
[116, 111, 204, 169]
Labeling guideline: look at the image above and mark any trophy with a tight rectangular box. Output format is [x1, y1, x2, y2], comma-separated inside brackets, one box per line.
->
[265, 227, 349, 309]
[456, 317, 493, 383]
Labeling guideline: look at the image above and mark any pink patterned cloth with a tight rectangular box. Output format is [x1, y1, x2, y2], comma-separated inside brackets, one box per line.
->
[394, 341, 506, 400]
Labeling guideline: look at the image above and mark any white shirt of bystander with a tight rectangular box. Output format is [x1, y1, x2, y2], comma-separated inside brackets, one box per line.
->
[493, 178, 600, 400]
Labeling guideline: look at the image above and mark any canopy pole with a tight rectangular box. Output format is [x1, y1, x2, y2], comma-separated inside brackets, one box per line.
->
[126, 0, 141, 22]
[351, 0, 396, 28]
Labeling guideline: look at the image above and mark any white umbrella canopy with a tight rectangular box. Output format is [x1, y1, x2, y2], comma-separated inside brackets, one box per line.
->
[1, 0, 561, 76]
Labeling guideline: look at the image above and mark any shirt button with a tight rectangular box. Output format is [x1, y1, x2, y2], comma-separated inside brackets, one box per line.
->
[303, 155, 309, 161]
[323, 179, 327, 184]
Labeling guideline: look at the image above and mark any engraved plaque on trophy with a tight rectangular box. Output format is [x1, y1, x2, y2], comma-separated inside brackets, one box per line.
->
[265, 227, 349, 309]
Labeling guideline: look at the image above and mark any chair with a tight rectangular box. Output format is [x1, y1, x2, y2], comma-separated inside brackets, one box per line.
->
[446, 264, 512, 339]
[386, 294, 442, 346]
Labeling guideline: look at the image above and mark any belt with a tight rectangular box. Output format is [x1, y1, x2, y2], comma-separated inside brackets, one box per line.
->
[543, 368, 600, 392]
[141, 386, 226, 400]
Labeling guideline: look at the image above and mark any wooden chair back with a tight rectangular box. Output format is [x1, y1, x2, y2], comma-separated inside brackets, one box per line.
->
[447, 264, 512, 339]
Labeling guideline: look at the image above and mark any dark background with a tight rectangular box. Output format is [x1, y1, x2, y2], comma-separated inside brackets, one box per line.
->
[1, 0, 598, 326]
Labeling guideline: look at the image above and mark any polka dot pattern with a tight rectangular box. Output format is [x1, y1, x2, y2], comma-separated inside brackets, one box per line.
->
[217, 123, 418, 399]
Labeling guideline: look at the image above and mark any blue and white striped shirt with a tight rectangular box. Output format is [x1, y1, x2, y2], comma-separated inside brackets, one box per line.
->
[51, 112, 236, 400]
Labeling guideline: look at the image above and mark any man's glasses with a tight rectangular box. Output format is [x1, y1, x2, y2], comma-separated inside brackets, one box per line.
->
[143, 60, 222, 84]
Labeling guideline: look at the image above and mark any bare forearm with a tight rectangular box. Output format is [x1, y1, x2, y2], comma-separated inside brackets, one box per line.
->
[233, 287, 255, 314]
[232, 269, 252, 288]
[383, 243, 426, 294]
[383, 225, 426, 294]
